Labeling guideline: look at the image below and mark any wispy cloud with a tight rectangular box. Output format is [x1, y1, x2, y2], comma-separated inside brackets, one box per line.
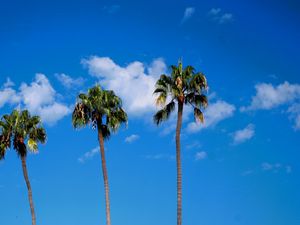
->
[241, 81, 300, 130]
[103, 5, 121, 14]
[144, 154, 175, 161]
[195, 151, 207, 161]
[125, 134, 139, 143]
[186, 100, 236, 133]
[209, 8, 221, 16]
[242, 162, 292, 176]
[241, 169, 254, 176]
[181, 7, 195, 24]
[78, 147, 99, 164]
[287, 103, 300, 130]
[186, 141, 202, 150]
[208, 8, 233, 24]
[232, 124, 255, 145]
[261, 162, 292, 174]
[55, 73, 85, 89]
[82, 56, 166, 117]
[0, 74, 71, 125]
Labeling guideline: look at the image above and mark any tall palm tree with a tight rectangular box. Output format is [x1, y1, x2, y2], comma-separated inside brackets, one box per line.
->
[153, 60, 208, 225]
[72, 85, 127, 225]
[0, 109, 46, 225]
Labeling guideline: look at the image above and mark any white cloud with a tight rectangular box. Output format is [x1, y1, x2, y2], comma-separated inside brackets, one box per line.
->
[208, 8, 233, 24]
[39, 102, 71, 125]
[286, 165, 292, 174]
[103, 4, 120, 14]
[195, 151, 207, 160]
[144, 154, 175, 161]
[287, 103, 300, 130]
[232, 124, 255, 144]
[187, 100, 235, 133]
[0, 85, 20, 108]
[82, 56, 166, 116]
[55, 73, 85, 89]
[241, 169, 254, 176]
[241, 82, 300, 111]
[4, 77, 14, 88]
[261, 162, 274, 171]
[181, 7, 195, 24]
[261, 162, 291, 174]
[242, 82, 300, 130]
[78, 147, 99, 163]
[0, 74, 70, 125]
[219, 13, 233, 24]
[20, 74, 56, 112]
[208, 8, 221, 15]
[125, 134, 139, 143]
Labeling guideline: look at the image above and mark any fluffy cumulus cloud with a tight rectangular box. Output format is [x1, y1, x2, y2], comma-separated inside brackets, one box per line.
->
[195, 151, 207, 160]
[82, 56, 167, 116]
[242, 81, 300, 130]
[241, 82, 300, 111]
[0, 78, 20, 107]
[208, 8, 233, 24]
[232, 124, 255, 144]
[181, 7, 195, 24]
[125, 134, 139, 143]
[0, 74, 70, 125]
[187, 100, 236, 133]
[78, 147, 99, 163]
[55, 73, 85, 89]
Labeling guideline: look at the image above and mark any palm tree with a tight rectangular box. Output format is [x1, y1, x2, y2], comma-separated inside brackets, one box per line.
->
[0, 109, 46, 225]
[153, 60, 208, 225]
[72, 85, 127, 225]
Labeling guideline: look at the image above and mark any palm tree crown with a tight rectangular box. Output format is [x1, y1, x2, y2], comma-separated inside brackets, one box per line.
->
[72, 85, 128, 135]
[0, 109, 46, 159]
[153, 60, 208, 124]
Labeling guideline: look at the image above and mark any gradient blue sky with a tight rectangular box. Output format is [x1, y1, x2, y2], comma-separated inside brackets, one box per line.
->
[1, 1, 300, 225]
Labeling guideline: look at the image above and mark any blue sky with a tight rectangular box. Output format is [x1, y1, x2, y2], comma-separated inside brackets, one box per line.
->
[0, 0, 300, 225]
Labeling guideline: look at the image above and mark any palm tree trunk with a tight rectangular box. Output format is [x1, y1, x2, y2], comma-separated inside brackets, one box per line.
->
[21, 156, 36, 225]
[176, 102, 183, 225]
[97, 128, 111, 225]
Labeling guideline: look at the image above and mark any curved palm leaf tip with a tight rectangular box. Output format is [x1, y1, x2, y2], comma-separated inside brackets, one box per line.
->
[72, 85, 128, 136]
[153, 60, 208, 125]
[0, 109, 46, 159]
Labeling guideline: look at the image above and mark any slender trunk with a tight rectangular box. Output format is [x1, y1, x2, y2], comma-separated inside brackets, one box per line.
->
[97, 126, 111, 225]
[176, 101, 183, 225]
[21, 156, 36, 225]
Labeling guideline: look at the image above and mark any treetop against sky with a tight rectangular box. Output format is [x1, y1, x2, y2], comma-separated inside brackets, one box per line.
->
[0, 1, 299, 225]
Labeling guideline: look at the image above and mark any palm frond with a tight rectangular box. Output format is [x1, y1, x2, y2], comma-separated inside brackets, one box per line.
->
[73, 85, 128, 139]
[72, 103, 91, 128]
[153, 101, 175, 125]
[194, 108, 204, 123]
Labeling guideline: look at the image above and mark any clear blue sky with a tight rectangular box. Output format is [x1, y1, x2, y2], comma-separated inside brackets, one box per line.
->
[0, 0, 300, 225]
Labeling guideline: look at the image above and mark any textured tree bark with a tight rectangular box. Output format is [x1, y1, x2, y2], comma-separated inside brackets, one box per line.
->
[98, 128, 111, 225]
[176, 102, 183, 225]
[21, 156, 36, 225]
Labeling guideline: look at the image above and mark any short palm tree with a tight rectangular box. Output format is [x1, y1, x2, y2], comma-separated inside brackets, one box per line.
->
[153, 60, 208, 225]
[0, 109, 46, 225]
[72, 85, 127, 225]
